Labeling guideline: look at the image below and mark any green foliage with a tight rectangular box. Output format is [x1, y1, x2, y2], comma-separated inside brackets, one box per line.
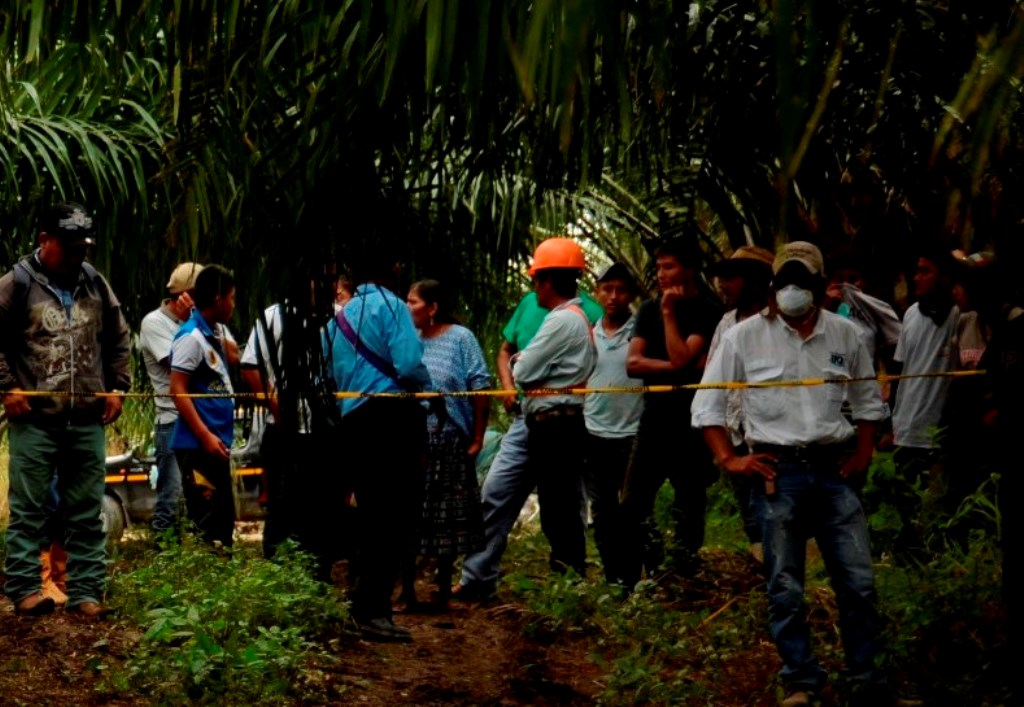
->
[876, 533, 1004, 701]
[504, 563, 771, 705]
[496, 476, 1011, 704]
[105, 350, 157, 455]
[103, 538, 349, 705]
[4, 0, 1024, 339]
[509, 570, 621, 636]
[860, 453, 1008, 702]
[862, 447, 1002, 560]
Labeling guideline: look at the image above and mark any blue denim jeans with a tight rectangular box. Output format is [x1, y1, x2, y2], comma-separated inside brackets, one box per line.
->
[758, 457, 885, 692]
[460, 415, 533, 588]
[151, 421, 183, 533]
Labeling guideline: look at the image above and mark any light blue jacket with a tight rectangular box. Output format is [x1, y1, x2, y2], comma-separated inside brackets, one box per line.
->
[325, 283, 431, 417]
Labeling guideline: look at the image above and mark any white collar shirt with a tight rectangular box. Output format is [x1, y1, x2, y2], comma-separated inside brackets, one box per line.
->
[691, 309, 886, 447]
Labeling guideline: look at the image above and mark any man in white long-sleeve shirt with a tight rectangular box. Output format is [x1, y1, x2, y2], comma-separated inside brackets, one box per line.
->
[692, 242, 894, 707]
[511, 238, 596, 576]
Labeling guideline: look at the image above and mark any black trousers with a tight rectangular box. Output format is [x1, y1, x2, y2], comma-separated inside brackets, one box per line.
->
[618, 408, 717, 584]
[584, 433, 634, 582]
[343, 399, 426, 621]
[260, 423, 292, 558]
[260, 424, 356, 573]
[176, 449, 236, 547]
[527, 408, 589, 575]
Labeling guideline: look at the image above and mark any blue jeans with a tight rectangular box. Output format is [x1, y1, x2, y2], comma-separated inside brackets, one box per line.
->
[759, 457, 885, 692]
[151, 421, 183, 533]
[460, 415, 533, 588]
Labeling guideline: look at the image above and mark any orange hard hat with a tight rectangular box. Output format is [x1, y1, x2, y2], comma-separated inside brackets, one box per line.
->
[527, 238, 586, 276]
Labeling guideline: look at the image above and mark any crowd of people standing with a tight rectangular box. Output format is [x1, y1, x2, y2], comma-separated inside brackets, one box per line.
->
[2, 201, 1021, 705]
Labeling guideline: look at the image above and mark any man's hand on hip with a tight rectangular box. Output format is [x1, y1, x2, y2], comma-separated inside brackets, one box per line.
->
[721, 453, 777, 481]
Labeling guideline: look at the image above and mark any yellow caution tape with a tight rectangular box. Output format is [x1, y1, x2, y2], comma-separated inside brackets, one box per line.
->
[5, 369, 987, 400]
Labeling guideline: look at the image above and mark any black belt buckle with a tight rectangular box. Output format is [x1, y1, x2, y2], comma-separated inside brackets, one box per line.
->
[527, 404, 582, 426]
[754, 443, 848, 466]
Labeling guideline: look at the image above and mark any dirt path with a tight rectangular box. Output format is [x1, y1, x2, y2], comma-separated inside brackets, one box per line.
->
[324, 599, 603, 705]
[0, 602, 140, 706]
[0, 592, 601, 707]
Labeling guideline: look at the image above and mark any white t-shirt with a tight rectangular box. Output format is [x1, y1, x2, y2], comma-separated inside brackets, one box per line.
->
[241, 304, 311, 432]
[584, 316, 643, 438]
[891, 303, 958, 449]
[140, 304, 184, 425]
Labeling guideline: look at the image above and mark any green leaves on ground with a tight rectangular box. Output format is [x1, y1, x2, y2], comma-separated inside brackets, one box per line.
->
[103, 538, 349, 705]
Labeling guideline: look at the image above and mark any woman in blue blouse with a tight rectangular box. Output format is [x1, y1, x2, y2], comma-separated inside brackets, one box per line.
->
[402, 280, 491, 609]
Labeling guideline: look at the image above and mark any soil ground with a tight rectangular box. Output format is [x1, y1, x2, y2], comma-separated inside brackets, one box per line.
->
[0, 528, 779, 706]
[0, 558, 606, 707]
[320, 598, 606, 705]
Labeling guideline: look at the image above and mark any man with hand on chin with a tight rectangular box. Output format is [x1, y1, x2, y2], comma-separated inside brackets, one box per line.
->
[619, 238, 721, 584]
[692, 242, 896, 707]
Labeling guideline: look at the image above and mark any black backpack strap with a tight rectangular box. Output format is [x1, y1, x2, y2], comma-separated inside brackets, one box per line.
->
[12, 261, 31, 305]
[9, 261, 34, 334]
[80, 261, 110, 310]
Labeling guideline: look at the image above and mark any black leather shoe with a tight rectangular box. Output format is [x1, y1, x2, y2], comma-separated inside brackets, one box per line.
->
[449, 582, 495, 603]
[357, 617, 413, 643]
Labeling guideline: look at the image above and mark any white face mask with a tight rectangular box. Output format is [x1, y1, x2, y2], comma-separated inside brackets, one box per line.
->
[776, 285, 815, 317]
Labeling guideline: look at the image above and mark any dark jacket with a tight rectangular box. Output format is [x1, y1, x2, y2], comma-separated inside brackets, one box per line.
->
[0, 253, 131, 425]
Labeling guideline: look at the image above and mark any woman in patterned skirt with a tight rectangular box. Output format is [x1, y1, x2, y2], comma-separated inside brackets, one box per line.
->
[402, 279, 490, 609]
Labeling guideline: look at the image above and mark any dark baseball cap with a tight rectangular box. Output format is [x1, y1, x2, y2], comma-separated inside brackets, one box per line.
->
[596, 262, 636, 287]
[40, 202, 96, 245]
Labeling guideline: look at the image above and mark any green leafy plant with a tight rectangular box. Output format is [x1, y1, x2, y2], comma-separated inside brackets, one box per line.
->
[103, 538, 349, 705]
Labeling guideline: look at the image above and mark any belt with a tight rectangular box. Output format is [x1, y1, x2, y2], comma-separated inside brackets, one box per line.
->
[750, 442, 852, 464]
[526, 404, 584, 425]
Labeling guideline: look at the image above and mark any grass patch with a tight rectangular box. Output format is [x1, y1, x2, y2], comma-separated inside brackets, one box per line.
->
[100, 537, 350, 705]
